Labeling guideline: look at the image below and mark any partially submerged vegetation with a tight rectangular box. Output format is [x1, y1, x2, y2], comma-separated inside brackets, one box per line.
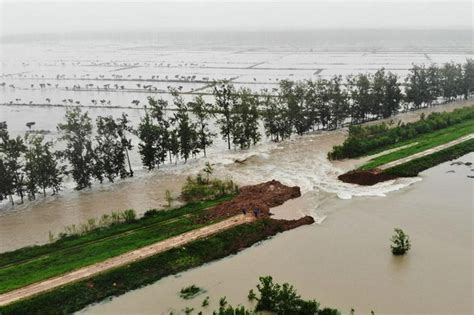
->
[329, 106, 474, 160]
[179, 285, 205, 300]
[390, 229, 411, 256]
[2, 61, 473, 207]
[181, 162, 239, 202]
[0, 218, 314, 315]
[181, 276, 341, 315]
[334, 107, 474, 185]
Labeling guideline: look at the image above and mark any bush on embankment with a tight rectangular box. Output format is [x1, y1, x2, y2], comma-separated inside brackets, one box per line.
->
[0, 217, 313, 315]
[328, 106, 474, 160]
[384, 139, 474, 177]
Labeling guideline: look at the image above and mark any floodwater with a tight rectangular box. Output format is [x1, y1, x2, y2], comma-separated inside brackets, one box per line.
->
[0, 100, 469, 252]
[0, 30, 472, 313]
[81, 153, 474, 315]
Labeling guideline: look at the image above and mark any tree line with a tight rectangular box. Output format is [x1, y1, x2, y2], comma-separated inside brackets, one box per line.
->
[1, 60, 472, 205]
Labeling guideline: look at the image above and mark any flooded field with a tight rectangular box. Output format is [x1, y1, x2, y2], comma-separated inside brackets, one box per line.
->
[81, 153, 474, 315]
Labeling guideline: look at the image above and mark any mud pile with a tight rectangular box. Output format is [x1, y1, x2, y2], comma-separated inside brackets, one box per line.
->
[198, 180, 301, 221]
[338, 170, 398, 186]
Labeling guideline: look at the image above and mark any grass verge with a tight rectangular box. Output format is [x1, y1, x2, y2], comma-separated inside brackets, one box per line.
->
[0, 195, 233, 294]
[360, 120, 474, 170]
[0, 218, 309, 315]
[384, 138, 474, 177]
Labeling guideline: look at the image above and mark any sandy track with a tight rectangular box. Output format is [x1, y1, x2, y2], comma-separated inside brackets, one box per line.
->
[0, 214, 255, 306]
[379, 134, 474, 170]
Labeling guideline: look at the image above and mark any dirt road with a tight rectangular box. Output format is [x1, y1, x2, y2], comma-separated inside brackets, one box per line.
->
[0, 214, 255, 306]
[379, 134, 474, 170]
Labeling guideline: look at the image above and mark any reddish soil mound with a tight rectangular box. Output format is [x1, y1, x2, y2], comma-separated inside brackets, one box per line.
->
[338, 169, 398, 186]
[198, 180, 301, 222]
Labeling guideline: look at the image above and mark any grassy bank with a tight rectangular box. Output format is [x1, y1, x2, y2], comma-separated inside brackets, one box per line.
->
[384, 139, 474, 177]
[0, 218, 311, 315]
[329, 106, 474, 160]
[0, 195, 233, 294]
[360, 119, 474, 170]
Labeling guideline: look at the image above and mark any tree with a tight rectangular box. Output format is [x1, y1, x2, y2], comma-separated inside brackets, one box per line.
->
[137, 97, 169, 169]
[213, 81, 235, 150]
[440, 62, 463, 101]
[462, 59, 474, 99]
[231, 88, 261, 149]
[188, 95, 215, 156]
[426, 64, 441, 105]
[382, 72, 402, 118]
[390, 228, 411, 255]
[57, 107, 94, 190]
[347, 74, 372, 123]
[405, 64, 429, 109]
[261, 88, 291, 141]
[170, 89, 197, 162]
[117, 113, 134, 177]
[93, 115, 128, 183]
[327, 75, 348, 129]
[279, 80, 310, 135]
[0, 122, 26, 205]
[24, 135, 63, 198]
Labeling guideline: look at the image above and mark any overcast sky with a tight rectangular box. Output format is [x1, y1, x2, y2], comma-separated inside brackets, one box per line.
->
[0, 0, 472, 36]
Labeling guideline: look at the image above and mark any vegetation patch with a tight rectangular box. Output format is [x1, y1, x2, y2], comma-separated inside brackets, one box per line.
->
[179, 284, 205, 300]
[0, 195, 233, 294]
[0, 217, 313, 315]
[359, 119, 474, 170]
[329, 106, 474, 160]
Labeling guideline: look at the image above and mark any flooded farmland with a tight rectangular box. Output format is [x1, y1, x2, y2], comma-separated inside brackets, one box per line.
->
[0, 29, 473, 314]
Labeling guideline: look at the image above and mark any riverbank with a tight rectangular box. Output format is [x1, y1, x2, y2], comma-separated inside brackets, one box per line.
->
[339, 137, 474, 185]
[1, 100, 473, 253]
[0, 217, 314, 315]
[0, 180, 313, 313]
[81, 153, 473, 314]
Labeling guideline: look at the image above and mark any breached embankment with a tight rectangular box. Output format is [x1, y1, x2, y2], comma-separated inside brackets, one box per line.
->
[338, 169, 398, 186]
[198, 179, 303, 221]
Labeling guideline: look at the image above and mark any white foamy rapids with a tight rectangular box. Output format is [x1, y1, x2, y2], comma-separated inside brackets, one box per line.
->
[213, 136, 423, 200]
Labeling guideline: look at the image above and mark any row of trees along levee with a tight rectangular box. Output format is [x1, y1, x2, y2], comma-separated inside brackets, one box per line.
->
[1, 60, 473, 206]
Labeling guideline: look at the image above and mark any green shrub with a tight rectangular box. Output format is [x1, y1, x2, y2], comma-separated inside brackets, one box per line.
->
[181, 166, 239, 202]
[180, 285, 203, 299]
[390, 228, 411, 256]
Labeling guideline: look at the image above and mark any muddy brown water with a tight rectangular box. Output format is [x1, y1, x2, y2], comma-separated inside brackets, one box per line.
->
[0, 102, 471, 253]
[80, 153, 473, 315]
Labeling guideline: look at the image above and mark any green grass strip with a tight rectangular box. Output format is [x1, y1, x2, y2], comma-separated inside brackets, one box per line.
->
[0, 195, 233, 294]
[0, 218, 295, 315]
[360, 120, 474, 170]
[384, 138, 474, 177]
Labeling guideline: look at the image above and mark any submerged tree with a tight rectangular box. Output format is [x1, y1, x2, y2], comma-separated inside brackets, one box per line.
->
[231, 88, 261, 149]
[390, 228, 411, 255]
[93, 115, 128, 183]
[0, 122, 26, 205]
[188, 95, 215, 157]
[117, 113, 134, 177]
[170, 89, 197, 163]
[24, 135, 63, 198]
[213, 81, 235, 150]
[137, 96, 169, 169]
[57, 107, 94, 190]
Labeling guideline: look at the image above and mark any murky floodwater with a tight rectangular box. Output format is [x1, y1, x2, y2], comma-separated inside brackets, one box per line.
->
[81, 153, 474, 315]
[0, 101, 470, 252]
